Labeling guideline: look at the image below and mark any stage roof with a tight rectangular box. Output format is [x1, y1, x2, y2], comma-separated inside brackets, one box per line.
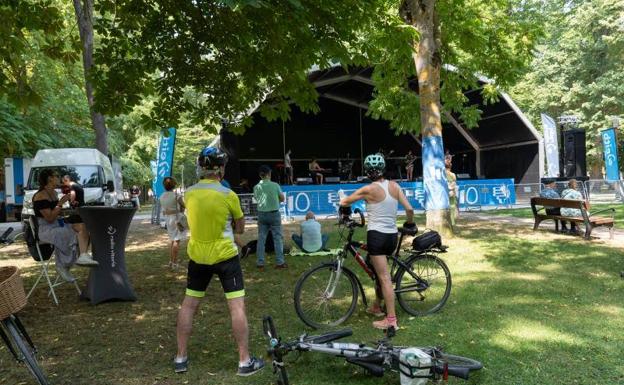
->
[221, 65, 543, 185]
[306, 66, 542, 153]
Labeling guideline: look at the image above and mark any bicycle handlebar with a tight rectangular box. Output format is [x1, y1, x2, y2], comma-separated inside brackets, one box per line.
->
[339, 208, 365, 228]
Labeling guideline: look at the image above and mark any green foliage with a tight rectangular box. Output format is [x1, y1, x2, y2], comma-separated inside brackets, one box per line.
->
[0, 0, 79, 109]
[107, 98, 217, 188]
[92, 0, 390, 131]
[0, 0, 94, 157]
[511, 0, 624, 170]
[370, 0, 545, 133]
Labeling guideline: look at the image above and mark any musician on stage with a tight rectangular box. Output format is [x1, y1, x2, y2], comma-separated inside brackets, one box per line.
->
[338, 153, 354, 182]
[404, 150, 416, 181]
[309, 158, 327, 185]
[284, 149, 294, 185]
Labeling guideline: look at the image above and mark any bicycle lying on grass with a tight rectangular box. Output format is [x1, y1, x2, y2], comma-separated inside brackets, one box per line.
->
[263, 315, 482, 385]
[294, 210, 452, 329]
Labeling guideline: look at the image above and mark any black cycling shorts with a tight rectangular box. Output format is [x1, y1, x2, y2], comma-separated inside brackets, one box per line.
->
[366, 230, 398, 256]
[186, 256, 245, 299]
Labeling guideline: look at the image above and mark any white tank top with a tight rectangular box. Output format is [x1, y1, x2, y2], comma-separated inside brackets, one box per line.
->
[367, 180, 398, 234]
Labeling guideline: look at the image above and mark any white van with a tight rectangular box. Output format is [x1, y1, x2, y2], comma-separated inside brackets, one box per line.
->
[21, 148, 119, 219]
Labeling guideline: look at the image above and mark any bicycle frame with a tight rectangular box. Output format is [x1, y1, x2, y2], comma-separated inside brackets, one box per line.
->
[331, 218, 435, 305]
[264, 315, 481, 385]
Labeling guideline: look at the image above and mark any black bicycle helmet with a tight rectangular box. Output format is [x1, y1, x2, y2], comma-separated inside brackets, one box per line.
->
[363, 153, 385, 180]
[197, 146, 228, 171]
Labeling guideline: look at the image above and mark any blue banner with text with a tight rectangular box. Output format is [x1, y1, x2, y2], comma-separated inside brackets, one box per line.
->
[601, 128, 620, 181]
[279, 179, 515, 216]
[152, 128, 177, 198]
[422, 135, 449, 210]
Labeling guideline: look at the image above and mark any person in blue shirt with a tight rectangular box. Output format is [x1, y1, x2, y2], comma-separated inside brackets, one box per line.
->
[291, 211, 329, 253]
[540, 179, 568, 232]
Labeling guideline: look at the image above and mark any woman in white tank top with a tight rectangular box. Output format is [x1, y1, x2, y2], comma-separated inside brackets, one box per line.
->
[339, 153, 415, 331]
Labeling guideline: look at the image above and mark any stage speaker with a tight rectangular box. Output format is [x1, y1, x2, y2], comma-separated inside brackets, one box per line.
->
[325, 176, 340, 183]
[562, 129, 586, 178]
[220, 129, 240, 185]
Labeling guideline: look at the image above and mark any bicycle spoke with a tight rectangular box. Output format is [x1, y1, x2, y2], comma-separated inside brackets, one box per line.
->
[396, 255, 451, 316]
[295, 264, 358, 328]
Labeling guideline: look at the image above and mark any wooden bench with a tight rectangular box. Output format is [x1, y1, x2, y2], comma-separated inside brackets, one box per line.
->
[530, 197, 615, 240]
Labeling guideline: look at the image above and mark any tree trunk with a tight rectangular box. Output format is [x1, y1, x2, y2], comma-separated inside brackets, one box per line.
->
[73, 0, 108, 155]
[402, 0, 452, 236]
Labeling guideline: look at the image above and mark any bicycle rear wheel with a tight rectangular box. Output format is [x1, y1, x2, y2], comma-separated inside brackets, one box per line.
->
[294, 262, 358, 329]
[2, 317, 50, 385]
[395, 254, 451, 316]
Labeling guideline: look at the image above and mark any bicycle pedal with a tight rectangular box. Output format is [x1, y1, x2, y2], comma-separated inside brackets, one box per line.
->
[384, 326, 396, 338]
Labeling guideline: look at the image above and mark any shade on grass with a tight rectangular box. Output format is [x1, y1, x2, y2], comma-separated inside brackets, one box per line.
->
[0, 217, 622, 385]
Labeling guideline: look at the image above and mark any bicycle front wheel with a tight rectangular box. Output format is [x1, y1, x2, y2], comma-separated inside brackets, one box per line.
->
[294, 263, 358, 329]
[395, 254, 451, 316]
[2, 317, 50, 385]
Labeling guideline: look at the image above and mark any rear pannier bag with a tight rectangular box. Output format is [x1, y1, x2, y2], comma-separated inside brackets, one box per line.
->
[411, 230, 441, 251]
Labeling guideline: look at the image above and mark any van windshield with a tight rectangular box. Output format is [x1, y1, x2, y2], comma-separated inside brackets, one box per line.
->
[27, 166, 101, 189]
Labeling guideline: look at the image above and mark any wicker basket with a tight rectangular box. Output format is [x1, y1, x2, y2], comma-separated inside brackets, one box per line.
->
[0, 266, 27, 320]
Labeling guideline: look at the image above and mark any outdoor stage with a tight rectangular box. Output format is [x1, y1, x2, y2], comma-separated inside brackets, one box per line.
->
[239, 178, 516, 217]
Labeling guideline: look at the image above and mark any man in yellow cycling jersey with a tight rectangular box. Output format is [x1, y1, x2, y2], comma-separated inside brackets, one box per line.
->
[173, 146, 264, 376]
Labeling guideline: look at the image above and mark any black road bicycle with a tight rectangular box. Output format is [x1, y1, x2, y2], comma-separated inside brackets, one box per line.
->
[263, 315, 482, 385]
[294, 210, 451, 329]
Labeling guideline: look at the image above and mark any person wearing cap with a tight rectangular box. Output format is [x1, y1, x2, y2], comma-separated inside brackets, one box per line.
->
[540, 179, 568, 233]
[173, 146, 264, 376]
[253, 165, 286, 270]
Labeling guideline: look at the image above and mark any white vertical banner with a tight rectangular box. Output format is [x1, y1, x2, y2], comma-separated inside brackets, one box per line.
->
[541, 113, 560, 177]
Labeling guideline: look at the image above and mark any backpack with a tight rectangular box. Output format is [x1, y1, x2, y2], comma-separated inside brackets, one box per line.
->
[24, 222, 54, 261]
[243, 232, 290, 254]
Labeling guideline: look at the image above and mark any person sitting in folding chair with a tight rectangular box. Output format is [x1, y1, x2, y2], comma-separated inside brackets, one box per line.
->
[32, 169, 98, 282]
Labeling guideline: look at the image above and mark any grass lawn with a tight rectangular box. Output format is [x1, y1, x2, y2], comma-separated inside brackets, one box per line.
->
[484, 203, 624, 229]
[1, 217, 623, 385]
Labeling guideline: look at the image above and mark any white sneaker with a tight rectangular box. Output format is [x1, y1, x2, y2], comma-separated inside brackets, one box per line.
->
[56, 264, 76, 282]
[76, 253, 99, 267]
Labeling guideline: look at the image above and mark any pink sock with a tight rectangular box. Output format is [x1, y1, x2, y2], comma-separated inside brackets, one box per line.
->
[386, 315, 397, 322]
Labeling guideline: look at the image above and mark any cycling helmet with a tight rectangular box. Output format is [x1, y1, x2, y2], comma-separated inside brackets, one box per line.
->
[363, 154, 385, 180]
[197, 146, 228, 171]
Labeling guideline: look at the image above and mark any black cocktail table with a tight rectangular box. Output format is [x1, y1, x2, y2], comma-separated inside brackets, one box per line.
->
[79, 206, 137, 305]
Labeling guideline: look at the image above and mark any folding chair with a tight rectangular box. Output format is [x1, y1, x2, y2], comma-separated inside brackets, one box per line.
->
[25, 216, 81, 305]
